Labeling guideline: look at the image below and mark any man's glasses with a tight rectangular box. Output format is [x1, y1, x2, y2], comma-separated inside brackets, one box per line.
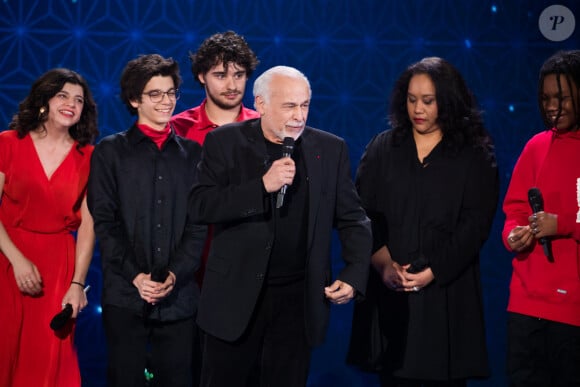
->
[142, 89, 181, 103]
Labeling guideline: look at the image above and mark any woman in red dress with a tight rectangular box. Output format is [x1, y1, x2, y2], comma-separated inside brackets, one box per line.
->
[0, 68, 98, 387]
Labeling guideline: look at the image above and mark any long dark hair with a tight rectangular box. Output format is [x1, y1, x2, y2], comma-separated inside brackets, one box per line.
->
[389, 57, 494, 158]
[9, 68, 98, 148]
[538, 50, 580, 132]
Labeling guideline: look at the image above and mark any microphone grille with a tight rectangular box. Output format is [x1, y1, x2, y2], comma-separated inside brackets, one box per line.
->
[528, 187, 544, 212]
[282, 136, 295, 154]
[528, 187, 541, 201]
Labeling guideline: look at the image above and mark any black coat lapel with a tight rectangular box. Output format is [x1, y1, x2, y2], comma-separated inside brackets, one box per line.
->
[300, 128, 322, 251]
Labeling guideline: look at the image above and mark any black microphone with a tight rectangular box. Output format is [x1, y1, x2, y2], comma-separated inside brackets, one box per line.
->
[50, 303, 73, 331]
[528, 187, 554, 262]
[143, 268, 169, 317]
[276, 137, 295, 208]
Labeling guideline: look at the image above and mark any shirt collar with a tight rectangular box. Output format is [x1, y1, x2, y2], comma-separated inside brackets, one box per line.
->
[199, 98, 258, 128]
[198, 99, 218, 130]
[127, 122, 178, 145]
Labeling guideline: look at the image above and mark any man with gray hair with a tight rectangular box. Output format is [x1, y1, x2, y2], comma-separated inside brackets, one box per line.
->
[189, 65, 372, 386]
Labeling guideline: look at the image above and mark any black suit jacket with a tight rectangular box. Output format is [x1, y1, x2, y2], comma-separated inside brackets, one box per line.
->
[189, 118, 371, 346]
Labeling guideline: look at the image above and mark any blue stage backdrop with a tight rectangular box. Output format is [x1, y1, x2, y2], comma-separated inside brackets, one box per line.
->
[1, 1, 578, 386]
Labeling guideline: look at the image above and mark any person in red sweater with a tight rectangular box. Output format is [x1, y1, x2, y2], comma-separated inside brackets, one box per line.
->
[502, 49, 580, 386]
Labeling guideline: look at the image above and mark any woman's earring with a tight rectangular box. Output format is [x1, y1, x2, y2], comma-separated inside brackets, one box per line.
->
[38, 107, 46, 119]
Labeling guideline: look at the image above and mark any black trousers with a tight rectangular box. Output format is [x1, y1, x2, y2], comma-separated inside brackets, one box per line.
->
[103, 305, 195, 387]
[507, 312, 580, 387]
[200, 280, 311, 387]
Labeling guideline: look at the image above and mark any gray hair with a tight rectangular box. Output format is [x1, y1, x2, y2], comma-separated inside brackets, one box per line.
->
[253, 65, 311, 107]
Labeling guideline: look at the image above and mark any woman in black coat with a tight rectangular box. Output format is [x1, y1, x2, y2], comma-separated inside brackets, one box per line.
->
[352, 57, 498, 386]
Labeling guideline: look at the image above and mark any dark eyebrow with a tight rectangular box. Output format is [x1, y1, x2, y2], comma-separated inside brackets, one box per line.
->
[407, 92, 435, 97]
[144, 88, 177, 93]
[59, 90, 84, 99]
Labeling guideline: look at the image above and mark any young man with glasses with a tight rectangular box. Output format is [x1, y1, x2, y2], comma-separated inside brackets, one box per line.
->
[87, 54, 206, 387]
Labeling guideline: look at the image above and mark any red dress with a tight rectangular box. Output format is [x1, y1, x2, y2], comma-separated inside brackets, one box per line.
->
[0, 130, 93, 387]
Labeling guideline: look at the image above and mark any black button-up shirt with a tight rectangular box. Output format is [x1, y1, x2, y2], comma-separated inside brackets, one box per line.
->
[88, 125, 206, 321]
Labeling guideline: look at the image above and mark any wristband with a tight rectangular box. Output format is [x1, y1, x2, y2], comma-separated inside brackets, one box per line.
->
[71, 281, 85, 288]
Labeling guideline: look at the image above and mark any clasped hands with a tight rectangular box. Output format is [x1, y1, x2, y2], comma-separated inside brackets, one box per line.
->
[325, 280, 355, 305]
[506, 211, 557, 252]
[381, 262, 434, 293]
[133, 271, 176, 304]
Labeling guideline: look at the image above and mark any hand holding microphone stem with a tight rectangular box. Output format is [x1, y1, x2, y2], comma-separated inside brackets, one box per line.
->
[50, 284, 91, 331]
[263, 137, 296, 197]
[527, 187, 555, 262]
[262, 157, 296, 192]
[261, 137, 296, 207]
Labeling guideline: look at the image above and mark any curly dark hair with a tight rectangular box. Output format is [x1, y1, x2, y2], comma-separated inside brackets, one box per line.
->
[8, 68, 98, 148]
[538, 50, 580, 132]
[389, 57, 494, 158]
[190, 31, 259, 87]
[120, 54, 181, 115]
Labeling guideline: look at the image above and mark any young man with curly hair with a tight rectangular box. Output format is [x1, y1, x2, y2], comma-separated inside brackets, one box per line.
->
[171, 30, 260, 144]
